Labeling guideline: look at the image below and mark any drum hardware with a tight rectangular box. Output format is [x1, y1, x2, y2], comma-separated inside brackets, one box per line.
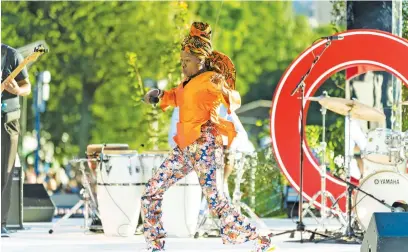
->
[314, 173, 404, 243]
[354, 170, 408, 231]
[306, 96, 386, 244]
[50, 144, 131, 234]
[302, 91, 344, 229]
[333, 173, 408, 228]
[363, 128, 405, 165]
[49, 159, 101, 234]
[273, 39, 334, 242]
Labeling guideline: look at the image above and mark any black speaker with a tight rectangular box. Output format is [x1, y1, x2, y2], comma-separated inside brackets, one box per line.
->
[361, 212, 408, 252]
[23, 184, 56, 222]
[6, 156, 23, 229]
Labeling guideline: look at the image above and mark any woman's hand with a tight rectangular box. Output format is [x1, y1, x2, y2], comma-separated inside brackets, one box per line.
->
[143, 89, 162, 104]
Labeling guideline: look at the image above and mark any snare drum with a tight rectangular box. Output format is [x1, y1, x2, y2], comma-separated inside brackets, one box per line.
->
[355, 170, 408, 231]
[364, 159, 407, 177]
[96, 150, 142, 237]
[364, 128, 404, 165]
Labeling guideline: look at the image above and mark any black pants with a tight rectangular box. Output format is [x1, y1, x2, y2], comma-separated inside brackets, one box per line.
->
[1, 117, 19, 227]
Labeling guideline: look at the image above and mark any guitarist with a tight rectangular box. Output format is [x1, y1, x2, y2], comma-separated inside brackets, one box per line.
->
[1, 43, 31, 237]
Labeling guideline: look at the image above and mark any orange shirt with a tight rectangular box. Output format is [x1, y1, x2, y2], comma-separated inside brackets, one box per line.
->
[160, 71, 241, 149]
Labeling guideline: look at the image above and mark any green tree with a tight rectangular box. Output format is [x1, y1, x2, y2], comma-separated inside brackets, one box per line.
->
[188, 1, 330, 102]
[403, 0, 408, 131]
[1, 2, 191, 161]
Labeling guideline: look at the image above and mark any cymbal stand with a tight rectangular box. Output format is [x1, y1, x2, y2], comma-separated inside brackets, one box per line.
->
[314, 111, 362, 244]
[302, 91, 344, 229]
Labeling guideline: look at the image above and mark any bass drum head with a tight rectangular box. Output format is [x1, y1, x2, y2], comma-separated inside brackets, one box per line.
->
[355, 170, 408, 231]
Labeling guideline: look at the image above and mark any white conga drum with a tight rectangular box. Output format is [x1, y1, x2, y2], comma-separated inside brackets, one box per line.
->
[139, 151, 168, 183]
[161, 170, 201, 237]
[96, 150, 143, 237]
[140, 151, 202, 237]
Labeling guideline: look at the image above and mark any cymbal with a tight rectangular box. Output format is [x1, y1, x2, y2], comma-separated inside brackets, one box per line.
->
[307, 96, 385, 122]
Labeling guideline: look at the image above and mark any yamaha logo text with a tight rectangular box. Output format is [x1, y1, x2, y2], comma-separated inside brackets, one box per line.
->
[374, 179, 400, 185]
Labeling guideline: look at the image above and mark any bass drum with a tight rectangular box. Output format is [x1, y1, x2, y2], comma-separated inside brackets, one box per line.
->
[355, 170, 408, 231]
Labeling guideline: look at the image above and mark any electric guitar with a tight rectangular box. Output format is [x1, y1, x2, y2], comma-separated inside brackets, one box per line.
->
[1, 44, 48, 111]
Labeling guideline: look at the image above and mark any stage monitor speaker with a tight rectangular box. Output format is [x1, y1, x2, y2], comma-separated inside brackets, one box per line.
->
[23, 183, 56, 222]
[6, 156, 24, 229]
[361, 212, 408, 252]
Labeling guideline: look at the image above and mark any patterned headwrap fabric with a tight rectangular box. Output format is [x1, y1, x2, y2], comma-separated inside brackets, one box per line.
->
[181, 22, 236, 90]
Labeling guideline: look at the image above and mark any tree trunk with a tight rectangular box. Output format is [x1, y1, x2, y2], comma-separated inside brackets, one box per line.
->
[78, 85, 95, 157]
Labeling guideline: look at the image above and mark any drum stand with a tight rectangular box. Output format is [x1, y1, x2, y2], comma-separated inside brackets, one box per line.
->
[302, 92, 345, 229]
[314, 112, 362, 244]
[49, 160, 101, 234]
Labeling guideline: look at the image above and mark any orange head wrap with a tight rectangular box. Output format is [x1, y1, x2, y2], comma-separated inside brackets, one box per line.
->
[181, 22, 236, 90]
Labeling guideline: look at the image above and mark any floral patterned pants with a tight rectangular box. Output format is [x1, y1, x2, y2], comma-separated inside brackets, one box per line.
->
[141, 122, 259, 249]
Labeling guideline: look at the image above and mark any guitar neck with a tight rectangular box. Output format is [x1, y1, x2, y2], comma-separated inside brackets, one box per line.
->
[0, 45, 47, 95]
[1, 55, 32, 94]
[2, 57, 31, 84]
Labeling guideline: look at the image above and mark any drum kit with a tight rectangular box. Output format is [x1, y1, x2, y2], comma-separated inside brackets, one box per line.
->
[48, 96, 407, 241]
[49, 144, 258, 238]
[303, 95, 408, 241]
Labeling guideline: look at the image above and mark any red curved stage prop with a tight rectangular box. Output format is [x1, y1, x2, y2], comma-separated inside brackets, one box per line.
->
[270, 29, 408, 212]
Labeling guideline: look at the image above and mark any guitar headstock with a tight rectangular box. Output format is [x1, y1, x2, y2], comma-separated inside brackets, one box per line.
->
[34, 44, 49, 53]
[26, 44, 49, 63]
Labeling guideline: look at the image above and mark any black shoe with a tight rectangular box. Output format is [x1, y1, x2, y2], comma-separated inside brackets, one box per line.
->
[1, 227, 10, 238]
[89, 218, 103, 233]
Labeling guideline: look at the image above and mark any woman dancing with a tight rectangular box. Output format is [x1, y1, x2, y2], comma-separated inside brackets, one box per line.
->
[142, 22, 275, 252]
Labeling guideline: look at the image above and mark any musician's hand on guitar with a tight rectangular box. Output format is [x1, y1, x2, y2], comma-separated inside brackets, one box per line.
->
[3, 79, 21, 95]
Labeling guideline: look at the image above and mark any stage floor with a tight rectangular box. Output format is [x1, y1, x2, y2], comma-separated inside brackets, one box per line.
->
[1, 218, 361, 252]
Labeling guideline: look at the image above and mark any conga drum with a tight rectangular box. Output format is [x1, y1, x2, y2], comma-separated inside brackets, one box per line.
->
[140, 150, 202, 237]
[86, 144, 129, 170]
[96, 150, 143, 237]
[86, 144, 129, 233]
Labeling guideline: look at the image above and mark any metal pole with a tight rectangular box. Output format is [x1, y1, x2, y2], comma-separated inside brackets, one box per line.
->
[319, 91, 328, 227]
[34, 73, 42, 175]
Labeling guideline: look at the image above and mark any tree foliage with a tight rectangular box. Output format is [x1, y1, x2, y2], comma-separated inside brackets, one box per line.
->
[2, 1, 191, 161]
[403, 0, 408, 131]
[2, 1, 330, 160]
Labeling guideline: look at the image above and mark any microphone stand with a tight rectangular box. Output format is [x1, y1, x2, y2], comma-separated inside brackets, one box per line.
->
[313, 174, 393, 244]
[273, 39, 333, 242]
[332, 175, 395, 211]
